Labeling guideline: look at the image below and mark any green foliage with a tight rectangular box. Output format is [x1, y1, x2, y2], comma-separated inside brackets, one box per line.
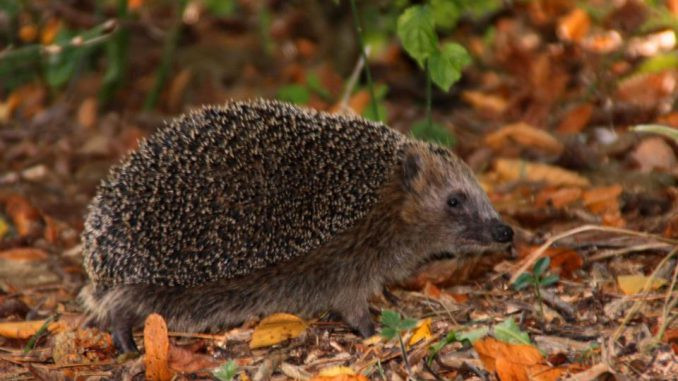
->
[276, 84, 310, 104]
[456, 327, 489, 343]
[512, 257, 559, 320]
[430, 0, 460, 29]
[203, 0, 236, 17]
[397, 5, 438, 67]
[410, 119, 455, 147]
[213, 360, 238, 381]
[429, 42, 471, 91]
[362, 84, 389, 122]
[427, 331, 456, 365]
[494, 318, 531, 345]
[636, 52, 678, 74]
[379, 309, 417, 340]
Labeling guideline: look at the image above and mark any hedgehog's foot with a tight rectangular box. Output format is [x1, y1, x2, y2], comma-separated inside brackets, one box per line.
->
[382, 287, 400, 306]
[111, 316, 138, 354]
[340, 306, 375, 337]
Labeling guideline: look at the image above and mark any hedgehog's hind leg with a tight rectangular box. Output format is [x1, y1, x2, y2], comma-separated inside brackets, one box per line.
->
[79, 284, 141, 353]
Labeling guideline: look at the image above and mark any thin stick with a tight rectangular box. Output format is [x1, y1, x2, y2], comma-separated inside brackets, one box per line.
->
[348, 0, 379, 120]
[339, 46, 370, 113]
[509, 224, 678, 284]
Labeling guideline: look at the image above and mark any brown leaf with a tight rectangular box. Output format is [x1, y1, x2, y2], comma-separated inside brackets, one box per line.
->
[144, 313, 173, 381]
[0, 319, 67, 339]
[557, 103, 593, 134]
[535, 187, 583, 208]
[462, 91, 508, 115]
[617, 72, 677, 108]
[485, 122, 563, 155]
[167, 68, 193, 112]
[617, 275, 666, 295]
[3, 194, 42, 237]
[474, 337, 563, 381]
[77, 97, 98, 129]
[493, 159, 590, 187]
[557, 8, 590, 42]
[249, 313, 308, 349]
[168, 345, 220, 373]
[632, 137, 677, 172]
[52, 328, 114, 365]
[0, 247, 48, 262]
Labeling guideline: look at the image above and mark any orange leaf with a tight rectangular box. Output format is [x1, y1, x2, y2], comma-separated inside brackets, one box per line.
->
[0, 320, 67, 339]
[558, 8, 590, 42]
[557, 103, 593, 134]
[144, 313, 173, 381]
[617, 275, 666, 295]
[423, 282, 442, 299]
[19, 24, 38, 43]
[475, 337, 563, 381]
[0, 247, 48, 262]
[494, 159, 590, 187]
[535, 187, 582, 208]
[77, 97, 98, 129]
[408, 318, 432, 346]
[41, 18, 62, 45]
[462, 91, 508, 114]
[3, 194, 42, 237]
[485, 122, 563, 155]
[250, 313, 308, 349]
[348, 90, 371, 115]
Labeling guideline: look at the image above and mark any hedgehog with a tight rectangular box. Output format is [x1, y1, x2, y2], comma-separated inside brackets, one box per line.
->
[79, 99, 513, 353]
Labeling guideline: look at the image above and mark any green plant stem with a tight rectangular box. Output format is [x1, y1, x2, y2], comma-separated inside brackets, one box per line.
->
[99, 0, 129, 105]
[348, 0, 379, 120]
[534, 283, 544, 321]
[425, 59, 432, 128]
[397, 334, 412, 375]
[143, 0, 188, 110]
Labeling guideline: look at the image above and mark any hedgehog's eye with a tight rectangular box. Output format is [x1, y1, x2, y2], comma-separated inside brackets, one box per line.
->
[447, 196, 460, 208]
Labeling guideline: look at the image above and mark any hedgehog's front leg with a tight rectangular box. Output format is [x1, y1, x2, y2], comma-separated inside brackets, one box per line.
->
[336, 299, 375, 337]
[110, 311, 139, 353]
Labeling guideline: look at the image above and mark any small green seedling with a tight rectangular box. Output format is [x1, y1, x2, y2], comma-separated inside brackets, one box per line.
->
[380, 310, 417, 371]
[493, 317, 531, 345]
[213, 360, 238, 381]
[512, 257, 559, 320]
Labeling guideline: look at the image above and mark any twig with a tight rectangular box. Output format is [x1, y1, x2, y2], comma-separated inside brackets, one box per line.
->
[348, 0, 379, 120]
[561, 362, 612, 381]
[339, 46, 370, 113]
[143, 0, 188, 110]
[509, 224, 678, 284]
[588, 242, 673, 262]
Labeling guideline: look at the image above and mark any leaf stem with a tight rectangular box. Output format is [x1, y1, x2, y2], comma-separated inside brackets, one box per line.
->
[348, 0, 379, 120]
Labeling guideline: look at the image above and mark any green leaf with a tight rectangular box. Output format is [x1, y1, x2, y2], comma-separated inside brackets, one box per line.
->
[306, 73, 331, 100]
[380, 309, 401, 328]
[512, 273, 533, 290]
[276, 84, 310, 104]
[203, 0, 236, 17]
[533, 257, 551, 278]
[396, 5, 437, 67]
[636, 52, 678, 74]
[213, 360, 238, 381]
[430, 0, 460, 29]
[380, 327, 398, 341]
[457, 327, 489, 344]
[427, 331, 456, 365]
[540, 274, 560, 287]
[632, 124, 678, 142]
[399, 318, 418, 331]
[428, 42, 471, 91]
[494, 318, 531, 345]
[410, 119, 456, 147]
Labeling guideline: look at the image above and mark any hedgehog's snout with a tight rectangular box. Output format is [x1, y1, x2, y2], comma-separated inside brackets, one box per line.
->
[490, 221, 513, 243]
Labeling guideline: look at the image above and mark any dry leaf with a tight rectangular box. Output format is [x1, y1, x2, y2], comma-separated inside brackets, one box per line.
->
[0, 320, 67, 339]
[474, 337, 563, 381]
[348, 90, 371, 115]
[557, 104, 593, 134]
[311, 375, 368, 381]
[167, 68, 192, 111]
[535, 187, 583, 208]
[493, 159, 590, 187]
[632, 137, 677, 172]
[0, 247, 49, 262]
[558, 8, 590, 42]
[423, 282, 442, 299]
[3, 194, 42, 237]
[249, 313, 308, 349]
[408, 318, 432, 346]
[582, 185, 625, 227]
[77, 97, 98, 129]
[52, 328, 114, 366]
[485, 122, 563, 155]
[462, 91, 508, 114]
[617, 275, 667, 295]
[316, 366, 356, 377]
[41, 18, 62, 45]
[617, 72, 677, 108]
[582, 31, 622, 53]
[144, 313, 173, 381]
[168, 345, 220, 373]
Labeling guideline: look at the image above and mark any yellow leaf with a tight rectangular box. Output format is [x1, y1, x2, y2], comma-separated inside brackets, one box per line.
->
[0, 320, 66, 339]
[317, 366, 355, 377]
[0, 217, 8, 239]
[144, 313, 173, 381]
[249, 313, 308, 349]
[408, 318, 432, 346]
[617, 275, 667, 295]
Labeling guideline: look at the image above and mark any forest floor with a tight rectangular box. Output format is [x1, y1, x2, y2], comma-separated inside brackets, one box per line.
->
[0, 1, 677, 380]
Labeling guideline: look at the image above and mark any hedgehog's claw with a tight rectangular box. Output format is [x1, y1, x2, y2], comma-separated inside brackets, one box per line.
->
[111, 320, 138, 354]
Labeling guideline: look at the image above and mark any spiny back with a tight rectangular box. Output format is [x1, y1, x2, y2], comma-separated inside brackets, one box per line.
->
[83, 100, 407, 287]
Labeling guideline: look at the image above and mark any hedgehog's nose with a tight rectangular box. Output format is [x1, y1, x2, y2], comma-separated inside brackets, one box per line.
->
[491, 223, 513, 243]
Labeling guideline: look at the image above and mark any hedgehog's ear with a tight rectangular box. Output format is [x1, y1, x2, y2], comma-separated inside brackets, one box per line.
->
[401, 150, 422, 191]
